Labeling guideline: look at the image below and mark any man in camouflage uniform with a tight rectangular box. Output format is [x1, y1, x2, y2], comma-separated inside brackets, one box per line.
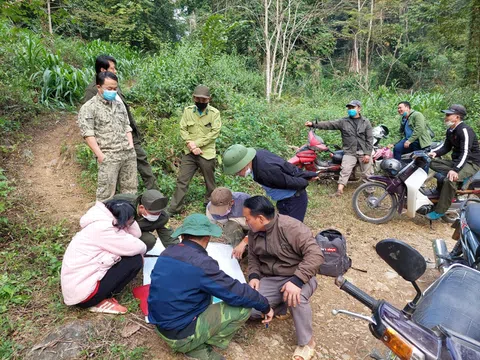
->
[168, 85, 222, 214]
[113, 189, 178, 251]
[83, 55, 158, 190]
[78, 71, 137, 201]
[148, 214, 273, 360]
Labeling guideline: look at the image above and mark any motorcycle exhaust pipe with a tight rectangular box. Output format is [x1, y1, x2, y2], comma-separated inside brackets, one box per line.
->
[432, 239, 449, 273]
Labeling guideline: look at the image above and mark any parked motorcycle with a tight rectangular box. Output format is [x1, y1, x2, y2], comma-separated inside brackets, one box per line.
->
[352, 151, 480, 224]
[433, 197, 480, 273]
[333, 238, 480, 360]
[288, 124, 390, 180]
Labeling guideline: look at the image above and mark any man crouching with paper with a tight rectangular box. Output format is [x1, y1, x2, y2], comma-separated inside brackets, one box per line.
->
[244, 196, 324, 360]
[148, 214, 273, 360]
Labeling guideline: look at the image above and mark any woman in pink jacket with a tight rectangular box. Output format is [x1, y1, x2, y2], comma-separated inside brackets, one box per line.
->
[61, 199, 147, 314]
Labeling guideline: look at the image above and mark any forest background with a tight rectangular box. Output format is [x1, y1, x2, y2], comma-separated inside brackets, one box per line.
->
[1, 0, 480, 358]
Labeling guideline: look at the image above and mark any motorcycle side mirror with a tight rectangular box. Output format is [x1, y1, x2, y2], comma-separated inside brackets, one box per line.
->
[375, 239, 426, 282]
[376, 239, 427, 314]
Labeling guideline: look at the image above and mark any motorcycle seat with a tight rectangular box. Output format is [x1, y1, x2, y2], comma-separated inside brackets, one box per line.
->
[412, 265, 480, 342]
[466, 202, 480, 239]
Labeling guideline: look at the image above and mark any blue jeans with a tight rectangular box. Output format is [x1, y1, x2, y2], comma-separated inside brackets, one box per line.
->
[393, 139, 422, 161]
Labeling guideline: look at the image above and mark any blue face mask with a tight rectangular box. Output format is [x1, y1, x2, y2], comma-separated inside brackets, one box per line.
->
[403, 112, 408, 117]
[102, 89, 117, 101]
[347, 109, 357, 117]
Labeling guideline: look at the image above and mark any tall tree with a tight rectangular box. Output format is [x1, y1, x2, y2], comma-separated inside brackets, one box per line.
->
[466, 0, 480, 86]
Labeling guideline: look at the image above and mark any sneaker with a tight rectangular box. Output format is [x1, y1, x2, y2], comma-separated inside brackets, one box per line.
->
[425, 211, 444, 221]
[88, 298, 127, 314]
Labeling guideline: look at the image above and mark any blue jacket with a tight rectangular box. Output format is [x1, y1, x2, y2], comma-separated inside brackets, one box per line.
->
[147, 240, 270, 338]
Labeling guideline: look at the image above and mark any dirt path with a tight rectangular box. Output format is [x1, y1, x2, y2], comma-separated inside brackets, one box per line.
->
[8, 113, 93, 225]
[7, 115, 456, 359]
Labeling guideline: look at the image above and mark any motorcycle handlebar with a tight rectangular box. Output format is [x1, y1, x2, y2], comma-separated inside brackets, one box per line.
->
[335, 276, 378, 310]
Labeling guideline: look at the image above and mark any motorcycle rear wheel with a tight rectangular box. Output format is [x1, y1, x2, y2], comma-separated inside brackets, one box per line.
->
[352, 182, 398, 224]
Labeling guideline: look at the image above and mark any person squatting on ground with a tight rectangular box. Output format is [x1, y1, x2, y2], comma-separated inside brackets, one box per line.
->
[61, 200, 146, 314]
[222, 145, 318, 222]
[83, 55, 159, 190]
[305, 100, 374, 197]
[147, 214, 273, 360]
[206, 187, 251, 259]
[77, 71, 137, 201]
[243, 196, 324, 360]
[168, 85, 222, 215]
[113, 189, 179, 251]
[392, 101, 432, 161]
[426, 104, 480, 220]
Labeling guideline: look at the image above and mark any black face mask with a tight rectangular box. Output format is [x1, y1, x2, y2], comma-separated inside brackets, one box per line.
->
[195, 102, 208, 111]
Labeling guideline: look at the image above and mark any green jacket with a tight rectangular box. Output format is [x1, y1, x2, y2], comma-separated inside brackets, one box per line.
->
[402, 110, 432, 149]
[83, 79, 141, 141]
[179, 105, 221, 160]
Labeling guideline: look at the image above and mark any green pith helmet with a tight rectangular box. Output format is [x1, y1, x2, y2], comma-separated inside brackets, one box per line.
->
[171, 214, 222, 238]
[222, 144, 256, 175]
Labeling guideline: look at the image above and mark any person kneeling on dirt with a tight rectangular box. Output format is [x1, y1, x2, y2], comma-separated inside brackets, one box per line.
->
[148, 214, 273, 360]
[206, 187, 251, 259]
[222, 145, 318, 222]
[426, 104, 480, 220]
[305, 100, 374, 197]
[244, 196, 324, 360]
[61, 200, 146, 314]
[113, 189, 178, 251]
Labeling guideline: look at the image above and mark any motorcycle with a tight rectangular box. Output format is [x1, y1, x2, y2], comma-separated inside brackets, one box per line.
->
[333, 238, 480, 360]
[433, 197, 480, 273]
[351, 151, 480, 224]
[288, 124, 390, 180]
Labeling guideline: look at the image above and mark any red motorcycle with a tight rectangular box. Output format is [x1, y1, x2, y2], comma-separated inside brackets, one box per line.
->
[288, 125, 390, 180]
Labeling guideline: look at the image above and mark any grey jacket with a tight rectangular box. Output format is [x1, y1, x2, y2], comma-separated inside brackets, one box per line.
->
[312, 115, 374, 156]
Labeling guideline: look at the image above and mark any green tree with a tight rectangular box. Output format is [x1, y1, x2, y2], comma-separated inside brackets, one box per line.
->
[466, 0, 480, 86]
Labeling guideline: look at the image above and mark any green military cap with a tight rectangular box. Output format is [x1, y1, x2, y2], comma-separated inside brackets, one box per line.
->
[222, 144, 256, 175]
[193, 85, 210, 98]
[140, 190, 168, 212]
[172, 214, 222, 238]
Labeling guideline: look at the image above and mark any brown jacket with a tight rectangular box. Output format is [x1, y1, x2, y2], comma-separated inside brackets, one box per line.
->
[248, 214, 324, 287]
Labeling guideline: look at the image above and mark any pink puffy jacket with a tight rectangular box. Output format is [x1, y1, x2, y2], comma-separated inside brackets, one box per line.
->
[61, 201, 146, 305]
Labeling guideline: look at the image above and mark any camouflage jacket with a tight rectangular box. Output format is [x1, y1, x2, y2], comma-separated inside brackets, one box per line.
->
[83, 79, 140, 140]
[77, 94, 133, 153]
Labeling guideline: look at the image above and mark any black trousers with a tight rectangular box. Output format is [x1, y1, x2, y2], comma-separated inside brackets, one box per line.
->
[276, 189, 308, 222]
[77, 254, 143, 308]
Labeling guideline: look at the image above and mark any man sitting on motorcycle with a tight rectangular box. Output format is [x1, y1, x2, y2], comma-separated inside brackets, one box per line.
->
[305, 100, 374, 197]
[426, 104, 480, 220]
[393, 101, 432, 161]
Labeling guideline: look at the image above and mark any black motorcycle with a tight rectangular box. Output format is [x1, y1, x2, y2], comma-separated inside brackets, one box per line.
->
[333, 239, 480, 359]
[433, 198, 480, 273]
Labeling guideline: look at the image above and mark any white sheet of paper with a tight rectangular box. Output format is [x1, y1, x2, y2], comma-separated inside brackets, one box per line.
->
[142, 240, 246, 315]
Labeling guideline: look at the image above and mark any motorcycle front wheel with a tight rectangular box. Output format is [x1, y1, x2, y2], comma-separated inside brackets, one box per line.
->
[352, 182, 398, 224]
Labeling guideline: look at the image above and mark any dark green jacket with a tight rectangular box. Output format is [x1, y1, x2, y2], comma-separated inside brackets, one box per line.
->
[312, 115, 374, 156]
[83, 79, 140, 140]
[400, 110, 432, 149]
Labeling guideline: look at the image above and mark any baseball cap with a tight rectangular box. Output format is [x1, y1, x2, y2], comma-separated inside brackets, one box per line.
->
[441, 104, 466, 117]
[193, 85, 210, 98]
[209, 187, 233, 215]
[140, 190, 168, 213]
[346, 100, 362, 107]
[171, 214, 222, 238]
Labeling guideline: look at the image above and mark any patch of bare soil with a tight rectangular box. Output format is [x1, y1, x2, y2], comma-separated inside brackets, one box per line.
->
[8, 116, 455, 359]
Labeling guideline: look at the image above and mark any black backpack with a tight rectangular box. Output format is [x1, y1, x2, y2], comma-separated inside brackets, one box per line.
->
[315, 229, 352, 277]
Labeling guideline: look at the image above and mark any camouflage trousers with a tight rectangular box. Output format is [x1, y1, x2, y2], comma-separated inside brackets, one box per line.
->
[96, 149, 137, 202]
[158, 302, 251, 358]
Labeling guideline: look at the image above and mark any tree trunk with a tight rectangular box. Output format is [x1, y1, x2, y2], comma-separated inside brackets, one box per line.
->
[47, 0, 53, 34]
[264, 0, 272, 102]
[466, 0, 480, 87]
[364, 0, 374, 87]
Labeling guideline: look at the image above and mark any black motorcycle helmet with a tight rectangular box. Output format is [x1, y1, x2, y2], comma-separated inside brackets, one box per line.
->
[380, 158, 402, 177]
